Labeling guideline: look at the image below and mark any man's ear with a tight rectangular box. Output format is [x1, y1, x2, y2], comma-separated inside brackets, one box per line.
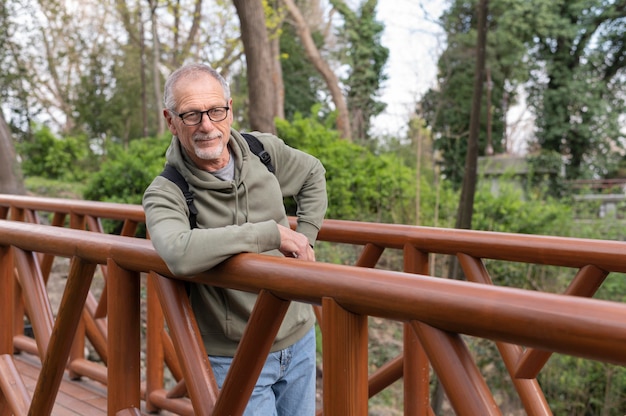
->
[163, 109, 177, 135]
[227, 98, 234, 123]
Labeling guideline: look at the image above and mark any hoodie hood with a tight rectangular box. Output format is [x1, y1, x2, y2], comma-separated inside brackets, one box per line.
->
[164, 130, 283, 228]
[165, 130, 253, 191]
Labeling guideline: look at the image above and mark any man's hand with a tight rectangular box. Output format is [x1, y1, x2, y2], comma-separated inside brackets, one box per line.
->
[277, 224, 315, 261]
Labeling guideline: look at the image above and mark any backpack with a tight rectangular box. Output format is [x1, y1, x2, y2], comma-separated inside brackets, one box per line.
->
[159, 132, 275, 229]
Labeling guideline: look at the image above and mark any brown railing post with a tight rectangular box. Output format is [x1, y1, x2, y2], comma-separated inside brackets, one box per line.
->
[0, 245, 14, 355]
[411, 321, 500, 416]
[12, 249, 54, 360]
[107, 259, 141, 416]
[151, 273, 217, 416]
[29, 257, 97, 415]
[403, 244, 431, 414]
[322, 297, 368, 415]
[215, 290, 292, 416]
[69, 212, 86, 231]
[12, 267, 24, 351]
[458, 253, 552, 415]
[68, 318, 86, 379]
[403, 326, 430, 415]
[145, 275, 165, 413]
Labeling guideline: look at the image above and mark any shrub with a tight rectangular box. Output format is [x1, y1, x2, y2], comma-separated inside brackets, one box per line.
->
[277, 112, 415, 223]
[83, 135, 170, 205]
[17, 124, 93, 181]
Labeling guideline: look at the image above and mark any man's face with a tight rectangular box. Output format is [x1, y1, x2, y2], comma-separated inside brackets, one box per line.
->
[164, 73, 233, 171]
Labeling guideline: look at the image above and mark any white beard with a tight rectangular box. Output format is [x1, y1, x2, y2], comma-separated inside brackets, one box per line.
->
[194, 140, 225, 160]
[193, 133, 225, 161]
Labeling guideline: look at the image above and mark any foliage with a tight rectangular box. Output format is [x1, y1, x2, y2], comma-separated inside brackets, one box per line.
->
[23, 176, 87, 200]
[280, 24, 328, 120]
[525, 0, 626, 180]
[473, 181, 571, 235]
[421, 0, 533, 188]
[422, 0, 625, 190]
[417, 175, 459, 229]
[83, 135, 170, 205]
[472, 181, 573, 288]
[16, 125, 94, 181]
[72, 47, 158, 144]
[540, 356, 626, 415]
[1, 0, 244, 142]
[331, 0, 389, 143]
[276, 111, 415, 223]
[525, 150, 565, 197]
[0, 0, 28, 135]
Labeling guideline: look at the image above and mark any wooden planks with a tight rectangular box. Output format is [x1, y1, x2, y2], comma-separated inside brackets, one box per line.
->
[12, 353, 163, 416]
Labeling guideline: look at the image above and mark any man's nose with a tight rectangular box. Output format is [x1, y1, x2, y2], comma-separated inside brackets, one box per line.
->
[198, 113, 216, 130]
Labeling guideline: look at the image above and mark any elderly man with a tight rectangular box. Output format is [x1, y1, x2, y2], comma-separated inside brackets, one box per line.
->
[143, 63, 327, 415]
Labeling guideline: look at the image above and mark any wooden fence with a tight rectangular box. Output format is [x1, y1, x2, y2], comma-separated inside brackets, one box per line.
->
[1, 194, 626, 415]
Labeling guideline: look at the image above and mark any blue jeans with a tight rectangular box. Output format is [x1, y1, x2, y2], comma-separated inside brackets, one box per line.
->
[209, 327, 317, 416]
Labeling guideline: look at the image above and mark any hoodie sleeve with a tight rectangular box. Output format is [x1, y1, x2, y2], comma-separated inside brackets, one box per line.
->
[143, 176, 282, 276]
[251, 133, 328, 245]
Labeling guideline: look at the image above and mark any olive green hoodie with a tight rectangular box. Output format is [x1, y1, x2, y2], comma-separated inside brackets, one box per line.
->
[143, 130, 327, 356]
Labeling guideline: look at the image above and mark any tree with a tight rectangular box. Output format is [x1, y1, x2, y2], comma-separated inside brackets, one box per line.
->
[264, 0, 287, 121]
[283, 0, 352, 140]
[0, 112, 25, 195]
[526, 0, 626, 180]
[233, 0, 278, 134]
[331, 0, 388, 143]
[457, 0, 489, 231]
[420, 0, 530, 187]
[280, 24, 327, 120]
[2, 0, 245, 144]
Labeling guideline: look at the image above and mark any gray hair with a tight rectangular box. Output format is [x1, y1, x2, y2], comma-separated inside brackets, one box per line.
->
[163, 63, 231, 111]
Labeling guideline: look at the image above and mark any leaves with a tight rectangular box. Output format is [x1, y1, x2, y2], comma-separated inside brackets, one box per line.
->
[527, 0, 626, 180]
[277, 112, 414, 223]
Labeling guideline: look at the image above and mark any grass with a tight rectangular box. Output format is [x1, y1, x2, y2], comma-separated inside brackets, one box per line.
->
[24, 176, 86, 199]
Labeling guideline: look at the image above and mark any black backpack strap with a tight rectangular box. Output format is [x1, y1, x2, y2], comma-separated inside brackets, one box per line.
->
[159, 164, 198, 229]
[242, 132, 275, 173]
[158, 134, 273, 230]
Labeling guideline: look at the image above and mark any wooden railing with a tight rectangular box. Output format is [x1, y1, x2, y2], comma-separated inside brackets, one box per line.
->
[1, 194, 626, 415]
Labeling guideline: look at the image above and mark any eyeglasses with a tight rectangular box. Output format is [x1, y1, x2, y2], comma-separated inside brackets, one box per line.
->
[174, 106, 230, 126]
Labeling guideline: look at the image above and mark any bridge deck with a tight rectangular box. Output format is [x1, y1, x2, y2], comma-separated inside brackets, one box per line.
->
[13, 352, 160, 416]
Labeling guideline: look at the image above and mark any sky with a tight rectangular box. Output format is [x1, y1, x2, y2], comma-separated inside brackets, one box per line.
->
[372, 1, 534, 153]
[372, 0, 446, 137]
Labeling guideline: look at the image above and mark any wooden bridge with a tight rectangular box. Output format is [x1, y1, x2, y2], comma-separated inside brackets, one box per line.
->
[1, 194, 626, 415]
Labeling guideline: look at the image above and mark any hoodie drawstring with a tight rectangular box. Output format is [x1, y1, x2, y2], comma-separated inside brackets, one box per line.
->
[233, 181, 251, 224]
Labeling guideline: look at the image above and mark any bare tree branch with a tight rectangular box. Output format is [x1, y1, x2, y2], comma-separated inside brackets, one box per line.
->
[282, 0, 352, 140]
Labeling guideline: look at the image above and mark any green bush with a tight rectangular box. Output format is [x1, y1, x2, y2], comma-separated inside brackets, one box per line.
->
[83, 135, 170, 205]
[473, 181, 571, 236]
[17, 124, 94, 181]
[277, 112, 415, 223]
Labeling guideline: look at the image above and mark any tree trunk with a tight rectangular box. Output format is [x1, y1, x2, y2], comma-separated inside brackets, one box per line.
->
[139, 8, 148, 139]
[0, 114, 26, 195]
[232, 0, 278, 134]
[443, 0, 490, 296]
[485, 67, 493, 155]
[283, 0, 352, 141]
[149, 0, 166, 135]
[270, 35, 285, 120]
[456, 0, 488, 232]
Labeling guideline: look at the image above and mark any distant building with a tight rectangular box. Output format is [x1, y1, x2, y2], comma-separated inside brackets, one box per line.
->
[478, 154, 558, 197]
[479, 154, 626, 220]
